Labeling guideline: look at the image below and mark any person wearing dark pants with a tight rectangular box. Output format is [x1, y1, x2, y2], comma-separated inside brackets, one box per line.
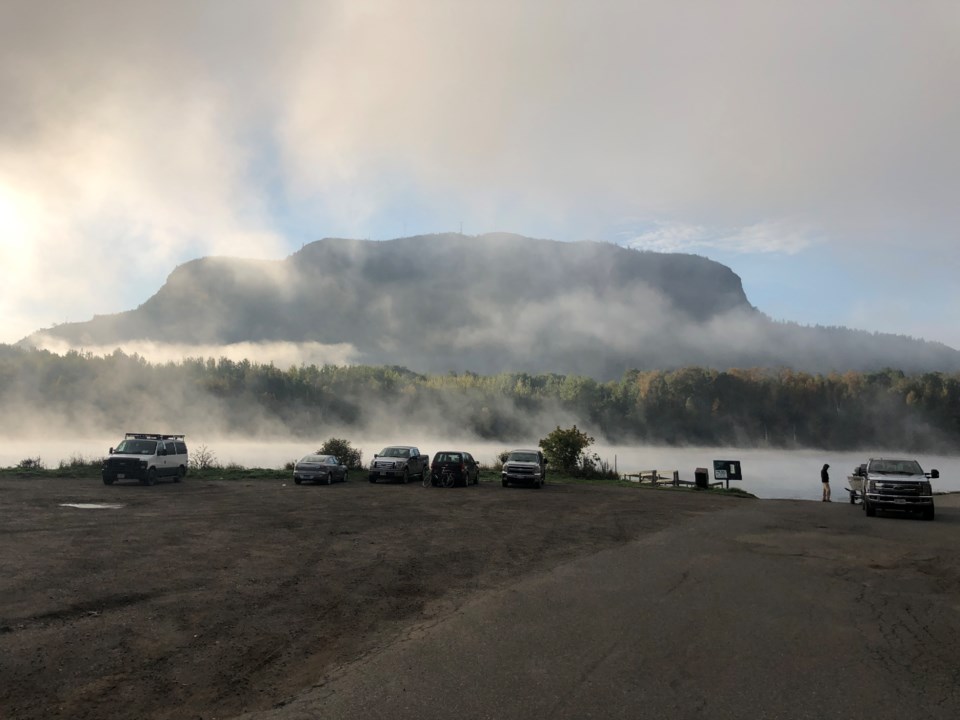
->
[821, 463, 831, 502]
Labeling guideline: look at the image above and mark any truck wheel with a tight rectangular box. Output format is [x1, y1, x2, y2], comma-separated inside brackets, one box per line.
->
[402, 469, 409, 484]
[923, 507, 935, 521]
[294, 477, 302, 485]
[502, 479, 508, 488]
[102, 475, 115, 486]
[369, 477, 376, 483]
[864, 499, 876, 517]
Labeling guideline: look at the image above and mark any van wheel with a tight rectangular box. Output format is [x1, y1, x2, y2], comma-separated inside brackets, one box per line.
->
[145, 468, 158, 486]
[175, 466, 185, 483]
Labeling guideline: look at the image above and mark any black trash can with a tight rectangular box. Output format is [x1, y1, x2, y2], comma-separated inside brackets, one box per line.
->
[694, 467, 709, 489]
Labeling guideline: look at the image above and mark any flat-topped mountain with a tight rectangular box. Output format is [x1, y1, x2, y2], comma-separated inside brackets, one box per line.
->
[24, 233, 960, 376]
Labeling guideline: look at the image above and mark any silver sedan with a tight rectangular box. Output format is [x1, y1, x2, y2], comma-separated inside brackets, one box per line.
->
[293, 454, 348, 485]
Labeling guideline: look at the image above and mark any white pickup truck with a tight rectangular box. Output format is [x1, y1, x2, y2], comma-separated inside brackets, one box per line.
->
[855, 457, 938, 520]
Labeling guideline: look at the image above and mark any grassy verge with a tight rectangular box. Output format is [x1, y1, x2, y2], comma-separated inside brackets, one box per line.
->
[0, 464, 755, 497]
[0, 464, 103, 480]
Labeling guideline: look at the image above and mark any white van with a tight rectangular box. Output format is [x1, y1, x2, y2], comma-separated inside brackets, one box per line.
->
[101, 433, 188, 486]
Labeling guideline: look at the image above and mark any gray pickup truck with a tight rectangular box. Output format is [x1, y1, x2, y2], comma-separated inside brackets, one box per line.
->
[368, 446, 429, 484]
[858, 457, 938, 520]
[501, 448, 548, 489]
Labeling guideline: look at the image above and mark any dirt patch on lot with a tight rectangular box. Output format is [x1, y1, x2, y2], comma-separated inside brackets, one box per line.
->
[0, 476, 735, 720]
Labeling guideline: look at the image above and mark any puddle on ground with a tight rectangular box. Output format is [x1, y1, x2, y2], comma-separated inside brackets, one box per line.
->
[59, 503, 124, 510]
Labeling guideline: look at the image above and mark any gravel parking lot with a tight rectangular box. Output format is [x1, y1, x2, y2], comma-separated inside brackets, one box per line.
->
[0, 475, 734, 720]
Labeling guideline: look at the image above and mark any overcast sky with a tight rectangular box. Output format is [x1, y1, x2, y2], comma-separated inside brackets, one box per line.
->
[2, 0, 958, 353]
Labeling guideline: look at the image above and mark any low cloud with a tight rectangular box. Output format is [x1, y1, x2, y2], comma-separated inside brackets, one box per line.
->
[625, 220, 819, 255]
[29, 336, 360, 369]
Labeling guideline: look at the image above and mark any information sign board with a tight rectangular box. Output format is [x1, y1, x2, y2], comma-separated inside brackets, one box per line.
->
[713, 460, 742, 481]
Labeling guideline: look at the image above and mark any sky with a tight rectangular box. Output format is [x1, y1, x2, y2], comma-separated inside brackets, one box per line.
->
[1, 0, 958, 353]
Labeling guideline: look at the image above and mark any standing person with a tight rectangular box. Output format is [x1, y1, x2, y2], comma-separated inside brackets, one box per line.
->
[821, 463, 831, 502]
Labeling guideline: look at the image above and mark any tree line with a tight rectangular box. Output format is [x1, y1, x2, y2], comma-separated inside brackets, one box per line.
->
[1, 344, 958, 451]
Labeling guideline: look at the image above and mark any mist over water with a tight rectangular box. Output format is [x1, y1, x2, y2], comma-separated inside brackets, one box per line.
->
[3, 436, 958, 502]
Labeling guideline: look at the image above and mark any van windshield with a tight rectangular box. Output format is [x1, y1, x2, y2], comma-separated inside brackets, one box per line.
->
[115, 439, 158, 455]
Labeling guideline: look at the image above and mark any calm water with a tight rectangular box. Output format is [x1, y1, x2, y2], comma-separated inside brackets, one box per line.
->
[3, 436, 957, 502]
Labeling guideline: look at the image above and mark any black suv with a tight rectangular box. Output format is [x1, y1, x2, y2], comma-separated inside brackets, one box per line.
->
[430, 450, 480, 487]
[501, 449, 547, 488]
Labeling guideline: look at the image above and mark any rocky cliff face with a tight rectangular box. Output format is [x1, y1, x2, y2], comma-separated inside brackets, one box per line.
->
[23, 233, 960, 377]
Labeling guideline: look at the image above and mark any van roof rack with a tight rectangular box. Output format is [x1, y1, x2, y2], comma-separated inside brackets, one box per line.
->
[124, 433, 185, 440]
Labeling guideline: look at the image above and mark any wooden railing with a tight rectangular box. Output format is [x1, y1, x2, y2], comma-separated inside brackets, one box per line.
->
[622, 469, 724, 488]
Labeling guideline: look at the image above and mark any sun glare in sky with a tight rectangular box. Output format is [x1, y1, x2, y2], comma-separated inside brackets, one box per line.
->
[0, 184, 30, 252]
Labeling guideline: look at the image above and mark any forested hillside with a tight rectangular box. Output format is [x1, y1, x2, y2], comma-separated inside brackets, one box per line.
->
[2, 345, 957, 451]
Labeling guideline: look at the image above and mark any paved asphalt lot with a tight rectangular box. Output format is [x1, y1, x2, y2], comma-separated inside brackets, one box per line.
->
[242, 495, 960, 720]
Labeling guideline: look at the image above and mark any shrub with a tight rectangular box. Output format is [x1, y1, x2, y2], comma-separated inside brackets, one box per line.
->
[189, 444, 219, 470]
[539, 425, 594, 473]
[317, 438, 363, 469]
[58, 453, 103, 471]
[16, 457, 44, 470]
[578, 452, 619, 479]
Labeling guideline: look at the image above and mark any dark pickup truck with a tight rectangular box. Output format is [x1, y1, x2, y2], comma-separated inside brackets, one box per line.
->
[368, 446, 429, 484]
